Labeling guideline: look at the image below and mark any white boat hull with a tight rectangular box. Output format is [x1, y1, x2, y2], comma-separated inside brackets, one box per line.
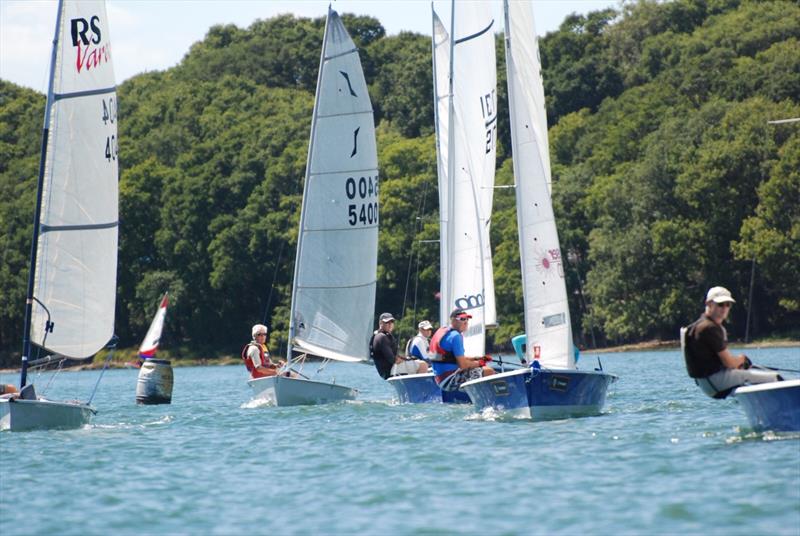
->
[0, 398, 94, 431]
[248, 375, 357, 407]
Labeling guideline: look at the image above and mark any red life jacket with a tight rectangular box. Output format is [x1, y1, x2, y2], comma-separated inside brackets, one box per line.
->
[241, 343, 275, 378]
[429, 326, 456, 363]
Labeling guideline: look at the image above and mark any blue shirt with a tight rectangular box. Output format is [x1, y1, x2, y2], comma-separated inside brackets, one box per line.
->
[432, 329, 464, 375]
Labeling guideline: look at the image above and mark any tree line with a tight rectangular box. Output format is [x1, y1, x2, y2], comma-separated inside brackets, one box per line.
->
[1, 0, 798, 365]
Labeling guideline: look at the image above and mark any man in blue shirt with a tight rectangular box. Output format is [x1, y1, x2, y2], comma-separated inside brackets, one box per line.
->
[430, 308, 495, 391]
[405, 320, 434, 363]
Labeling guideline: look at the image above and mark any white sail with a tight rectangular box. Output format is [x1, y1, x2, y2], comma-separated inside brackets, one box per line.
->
[505, 0, 574, 368]
[432, 11, 451, 327]
[139, 293, 169, 358]
[435, 3, 497, 355]
[30, 0, 118, 359]
[290, 8, 378, 363]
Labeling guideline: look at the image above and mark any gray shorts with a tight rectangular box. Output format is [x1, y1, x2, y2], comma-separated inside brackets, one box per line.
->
[439, 367, 484, 392]
[696, 368, 781, 399]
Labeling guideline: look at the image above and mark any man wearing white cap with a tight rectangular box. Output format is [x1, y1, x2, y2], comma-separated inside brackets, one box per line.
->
[683, 286, 780, 398]
[405, 320, 435, 364]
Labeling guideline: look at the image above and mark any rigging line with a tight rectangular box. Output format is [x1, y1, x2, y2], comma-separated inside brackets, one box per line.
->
[412, 179, 431, 326]
[401, 178, 430, 323]
[262, 237, 286, 326]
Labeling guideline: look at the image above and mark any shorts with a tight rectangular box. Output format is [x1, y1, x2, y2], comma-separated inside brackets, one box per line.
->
[391, 360, 425, 376]
[439, 367, 484, 392]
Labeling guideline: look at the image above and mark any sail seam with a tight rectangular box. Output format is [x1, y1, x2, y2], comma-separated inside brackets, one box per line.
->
[53, 86, 117, 101]
[455, 20, 494, 45]
[317, 110, 374, 119]
[325, 47, 358, 61]
[310, 167, 378, 176]
[40, 221, 119, 233]
[297, 281, 376, 290]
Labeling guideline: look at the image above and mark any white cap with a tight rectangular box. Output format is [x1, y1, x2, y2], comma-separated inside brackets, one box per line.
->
[706, 287, 736, 304]
[252, 324, 268, 338]
[418, 320, 433, 330]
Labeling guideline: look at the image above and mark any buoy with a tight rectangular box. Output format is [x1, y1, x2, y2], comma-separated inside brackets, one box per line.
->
[136, 359, 173, 404]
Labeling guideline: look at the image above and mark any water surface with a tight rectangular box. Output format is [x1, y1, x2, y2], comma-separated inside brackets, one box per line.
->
[2, 347, 798, 535]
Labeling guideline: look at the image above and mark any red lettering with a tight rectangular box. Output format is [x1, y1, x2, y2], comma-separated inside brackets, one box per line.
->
[74, 41, 111, 73]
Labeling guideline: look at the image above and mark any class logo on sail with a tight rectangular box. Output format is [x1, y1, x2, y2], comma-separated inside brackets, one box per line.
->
[70, 16, 111, 73]
[454, 292, 484, 311]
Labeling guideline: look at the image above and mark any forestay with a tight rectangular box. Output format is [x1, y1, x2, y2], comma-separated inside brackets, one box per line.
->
[505, 0, 574, 368]
[434, 3, 497, 355]
[290, 8, 378, 363]
[30, 0, 118, 359]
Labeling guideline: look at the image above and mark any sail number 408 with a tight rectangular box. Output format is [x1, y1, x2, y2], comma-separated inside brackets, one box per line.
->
[345, 175, 379, 227]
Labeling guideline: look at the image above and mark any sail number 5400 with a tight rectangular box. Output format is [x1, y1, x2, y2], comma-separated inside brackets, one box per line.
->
[345, 175, 379, 227]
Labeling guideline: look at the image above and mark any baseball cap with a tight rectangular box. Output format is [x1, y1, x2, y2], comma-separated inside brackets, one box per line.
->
[450, 308, 472, 320]
[418, 320, 433, 330]
[706, 286, 736, 304]
[379, 312, 395, 323]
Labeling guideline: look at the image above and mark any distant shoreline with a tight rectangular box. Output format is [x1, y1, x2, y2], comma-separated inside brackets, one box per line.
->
[2, 339, 797, 375]
[585, 339, 800, 354]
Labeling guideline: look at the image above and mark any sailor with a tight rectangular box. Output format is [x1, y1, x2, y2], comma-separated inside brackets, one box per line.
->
[683, 286, 780, 399]
[370, 313, 429, 378]
[242, 324, 284, 379]
[429, 308, 495, 391]
[405, 320, 435, 364]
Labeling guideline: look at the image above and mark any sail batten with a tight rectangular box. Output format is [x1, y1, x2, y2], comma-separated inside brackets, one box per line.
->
[289, 8, 378, 364]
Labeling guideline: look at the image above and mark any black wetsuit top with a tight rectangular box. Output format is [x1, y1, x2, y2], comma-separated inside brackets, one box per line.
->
[684, 314, 726, 378]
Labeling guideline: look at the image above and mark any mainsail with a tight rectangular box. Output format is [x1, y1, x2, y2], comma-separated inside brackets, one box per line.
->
[289, 8, 379, 363]
[504, 0, 574, 368]
[139, 293, 169, 359]
[433, 2, 497, 355]
[29, 0, 119, 360]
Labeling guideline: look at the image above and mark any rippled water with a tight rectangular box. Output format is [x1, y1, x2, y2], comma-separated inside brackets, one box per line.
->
[2, 347, 799, 535]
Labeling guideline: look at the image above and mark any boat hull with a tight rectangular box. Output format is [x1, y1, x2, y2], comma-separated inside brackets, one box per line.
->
[0, 398, 94, 431]
[248, 375, 357, 406]
[386, 373, 470, 404]
[461, 367, 616, 419]
[733, 379, 800, 432]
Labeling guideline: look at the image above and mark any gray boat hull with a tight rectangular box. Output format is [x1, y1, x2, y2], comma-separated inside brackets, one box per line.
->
[248, 375, 357, 406]
[0, 398, 94, 431]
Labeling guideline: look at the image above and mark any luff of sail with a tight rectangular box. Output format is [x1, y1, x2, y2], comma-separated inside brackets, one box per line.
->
[505, 0, 574, 368]
[139, 293, 169, 358]
[434, 3, 497, 356]
[30, 0, 119, 359]
[290, 8, 378, 363]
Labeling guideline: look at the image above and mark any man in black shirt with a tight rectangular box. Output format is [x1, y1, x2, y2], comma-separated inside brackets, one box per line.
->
[684, 286, 780, 398]
[370, 312, 399, 379]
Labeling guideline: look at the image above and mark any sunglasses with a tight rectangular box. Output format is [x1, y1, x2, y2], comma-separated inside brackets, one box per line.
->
[716, 302, 732, 308]
[455, 316, 470, 321]
[256, 332, 267, 336]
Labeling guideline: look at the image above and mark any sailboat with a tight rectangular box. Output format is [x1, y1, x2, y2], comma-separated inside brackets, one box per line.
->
[0, 0, 119, 431]
[247, 7, 378, 406]
[460, 0, 616, 419]
[388, 1, 498, 404]
[136, 292, 173, 404]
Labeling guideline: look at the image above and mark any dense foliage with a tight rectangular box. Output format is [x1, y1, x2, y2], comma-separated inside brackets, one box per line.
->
[1, 1, 798, 364]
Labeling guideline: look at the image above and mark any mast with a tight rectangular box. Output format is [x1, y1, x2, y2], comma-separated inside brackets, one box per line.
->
[20, 0, 65, 388]
[445, 0, 457, 325]
[503, 0, 529, 361]
[288, 5, 333, 356]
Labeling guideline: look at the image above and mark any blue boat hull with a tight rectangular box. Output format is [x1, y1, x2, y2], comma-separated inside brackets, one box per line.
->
[461, 367, 616, 419]
[733, 379, 800, 432]
[386, 373, 470, 404]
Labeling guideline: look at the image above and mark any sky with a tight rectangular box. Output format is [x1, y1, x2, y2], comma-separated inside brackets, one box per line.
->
[1, 0, 621, 92]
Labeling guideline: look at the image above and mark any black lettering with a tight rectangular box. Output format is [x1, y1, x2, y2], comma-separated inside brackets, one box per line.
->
[71, 18, 90, 46]
[348, 205, 357, 225]
[90, 16, 102, 44]
[345, 177, 356, 199]
[358, 177, 367, 198]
